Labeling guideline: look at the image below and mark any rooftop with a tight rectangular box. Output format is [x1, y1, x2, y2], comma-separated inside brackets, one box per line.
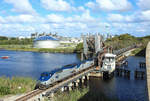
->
[34, 36, 58, 41]
[105, 53, 116, 57]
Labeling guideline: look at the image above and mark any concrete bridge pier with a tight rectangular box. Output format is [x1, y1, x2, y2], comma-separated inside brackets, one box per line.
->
[134, 70, 145, 79]
[47, 92, 54, 101]
[50, 92, 54, 98]
[75, 79, 80, 87]
[61, 86, 65, 92]
[80, 76, 85, 83]
[124, 61, 128, 67]
[68, 83, 73, 91]
[82, 76, 86, 80]
[73, 81, 78, 87]
[86, 73, 90, 80]
[139, 62, 146, 68]
[124, 70, 130, 78]
[75, 82, 79, 87]
[64, 86, 68, 91]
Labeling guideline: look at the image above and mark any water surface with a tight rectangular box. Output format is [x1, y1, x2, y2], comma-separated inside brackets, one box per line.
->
[0, 50, 80, 79]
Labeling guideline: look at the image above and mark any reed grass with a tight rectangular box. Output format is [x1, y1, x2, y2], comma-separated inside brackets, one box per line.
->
[0, 76, 36, 97]
[52, 88, 89, 101]
[45, 87, 119, 101]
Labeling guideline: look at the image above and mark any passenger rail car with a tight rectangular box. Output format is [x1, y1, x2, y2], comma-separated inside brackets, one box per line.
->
[36, 59, 94, 89]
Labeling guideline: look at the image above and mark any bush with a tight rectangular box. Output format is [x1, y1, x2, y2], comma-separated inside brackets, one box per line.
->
[0, 86, 11, 95]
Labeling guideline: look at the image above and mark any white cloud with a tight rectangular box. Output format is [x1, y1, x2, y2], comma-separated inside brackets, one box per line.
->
[4, 0, 37, 14]
[86, 0, 132, 12]
[66, 22, 87, 29]
[5, 15, 34, 23]
[72, 10, 96, 23]
[107, 13, 135, 23]
[106, 12, 150, 36]
[107, 14, 124, 22]
[0, 24, 35, 36]
[137, 0, 150, 10]
[140, 10, 150, 21]
[40, 0, 86, 12]
[0, 16, 6, 23]
[77, 6, 86, 12]
[85, 2, 96, 9]
[46, 14, 65, 23]
[0, 15, 45, 24]
[41, 0, 72, 12]
[45, 10, 97, 24]
[38, 24, 51, 32]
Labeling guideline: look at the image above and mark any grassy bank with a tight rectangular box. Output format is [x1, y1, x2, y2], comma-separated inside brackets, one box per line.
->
[0, 45, 76, 53]
[134, 48, 146, 57]
[0, 77, 36, 97]
[131, 48, 142, 55]
[44, 87, 119, 101]
[44, 88, 89, 101]
[131, 47, 146, 57]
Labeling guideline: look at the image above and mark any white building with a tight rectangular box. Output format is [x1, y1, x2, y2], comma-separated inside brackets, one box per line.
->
[33, 36, 60, 48]
[59, 37, 83, 44]
[18, 36, 26, 40]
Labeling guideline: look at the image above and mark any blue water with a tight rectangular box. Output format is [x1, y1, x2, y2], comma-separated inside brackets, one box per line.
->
[89, 56, 148, 101]
[0, 50, 80, 79]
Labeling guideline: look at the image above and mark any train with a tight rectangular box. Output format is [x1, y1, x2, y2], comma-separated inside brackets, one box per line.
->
[36, 59, 94, 89]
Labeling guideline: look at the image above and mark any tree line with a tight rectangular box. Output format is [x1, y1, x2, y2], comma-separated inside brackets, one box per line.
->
[0, 36, 33, 45]
[105, 33, 150, 50]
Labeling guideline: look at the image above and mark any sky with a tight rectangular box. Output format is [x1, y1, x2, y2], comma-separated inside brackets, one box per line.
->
[0, 0, 150, 37]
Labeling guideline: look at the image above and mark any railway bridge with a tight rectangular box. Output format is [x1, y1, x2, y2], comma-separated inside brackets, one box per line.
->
[14, 34, 139, 101]
[15, 66, 94, 101]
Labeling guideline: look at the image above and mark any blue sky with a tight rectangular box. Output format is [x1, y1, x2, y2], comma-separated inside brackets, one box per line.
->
[0, 0, 150, 37]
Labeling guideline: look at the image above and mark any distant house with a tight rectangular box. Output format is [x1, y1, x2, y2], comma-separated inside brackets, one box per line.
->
[59, 37, 83, 44]
[18, 36, 25, 40]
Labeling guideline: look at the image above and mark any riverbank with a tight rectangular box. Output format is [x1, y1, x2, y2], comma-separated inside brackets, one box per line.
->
[0, 77, 36, 98]
[0, 45, 76, 53]
[44, 86, 119, 101]
[45, 88, 89, 101]
[0, 45, 78, 53]
[131, 48, 145, 57]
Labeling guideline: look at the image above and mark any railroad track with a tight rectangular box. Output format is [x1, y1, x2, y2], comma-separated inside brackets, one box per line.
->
[15, 89, 43, 101]
[15, 66, 94, 101]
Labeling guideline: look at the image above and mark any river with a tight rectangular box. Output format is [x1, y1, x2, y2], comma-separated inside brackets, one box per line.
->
[0, 50, 80, 78]
[0, 50, 148, 101]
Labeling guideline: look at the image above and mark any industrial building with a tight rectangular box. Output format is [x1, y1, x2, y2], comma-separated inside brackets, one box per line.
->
[33, 36, 60, 48]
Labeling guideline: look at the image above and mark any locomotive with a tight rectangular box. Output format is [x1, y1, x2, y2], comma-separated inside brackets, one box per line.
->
[36, 59, 94, 89]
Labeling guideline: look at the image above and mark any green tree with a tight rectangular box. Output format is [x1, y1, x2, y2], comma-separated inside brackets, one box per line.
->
[75, 43, 83, 53]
